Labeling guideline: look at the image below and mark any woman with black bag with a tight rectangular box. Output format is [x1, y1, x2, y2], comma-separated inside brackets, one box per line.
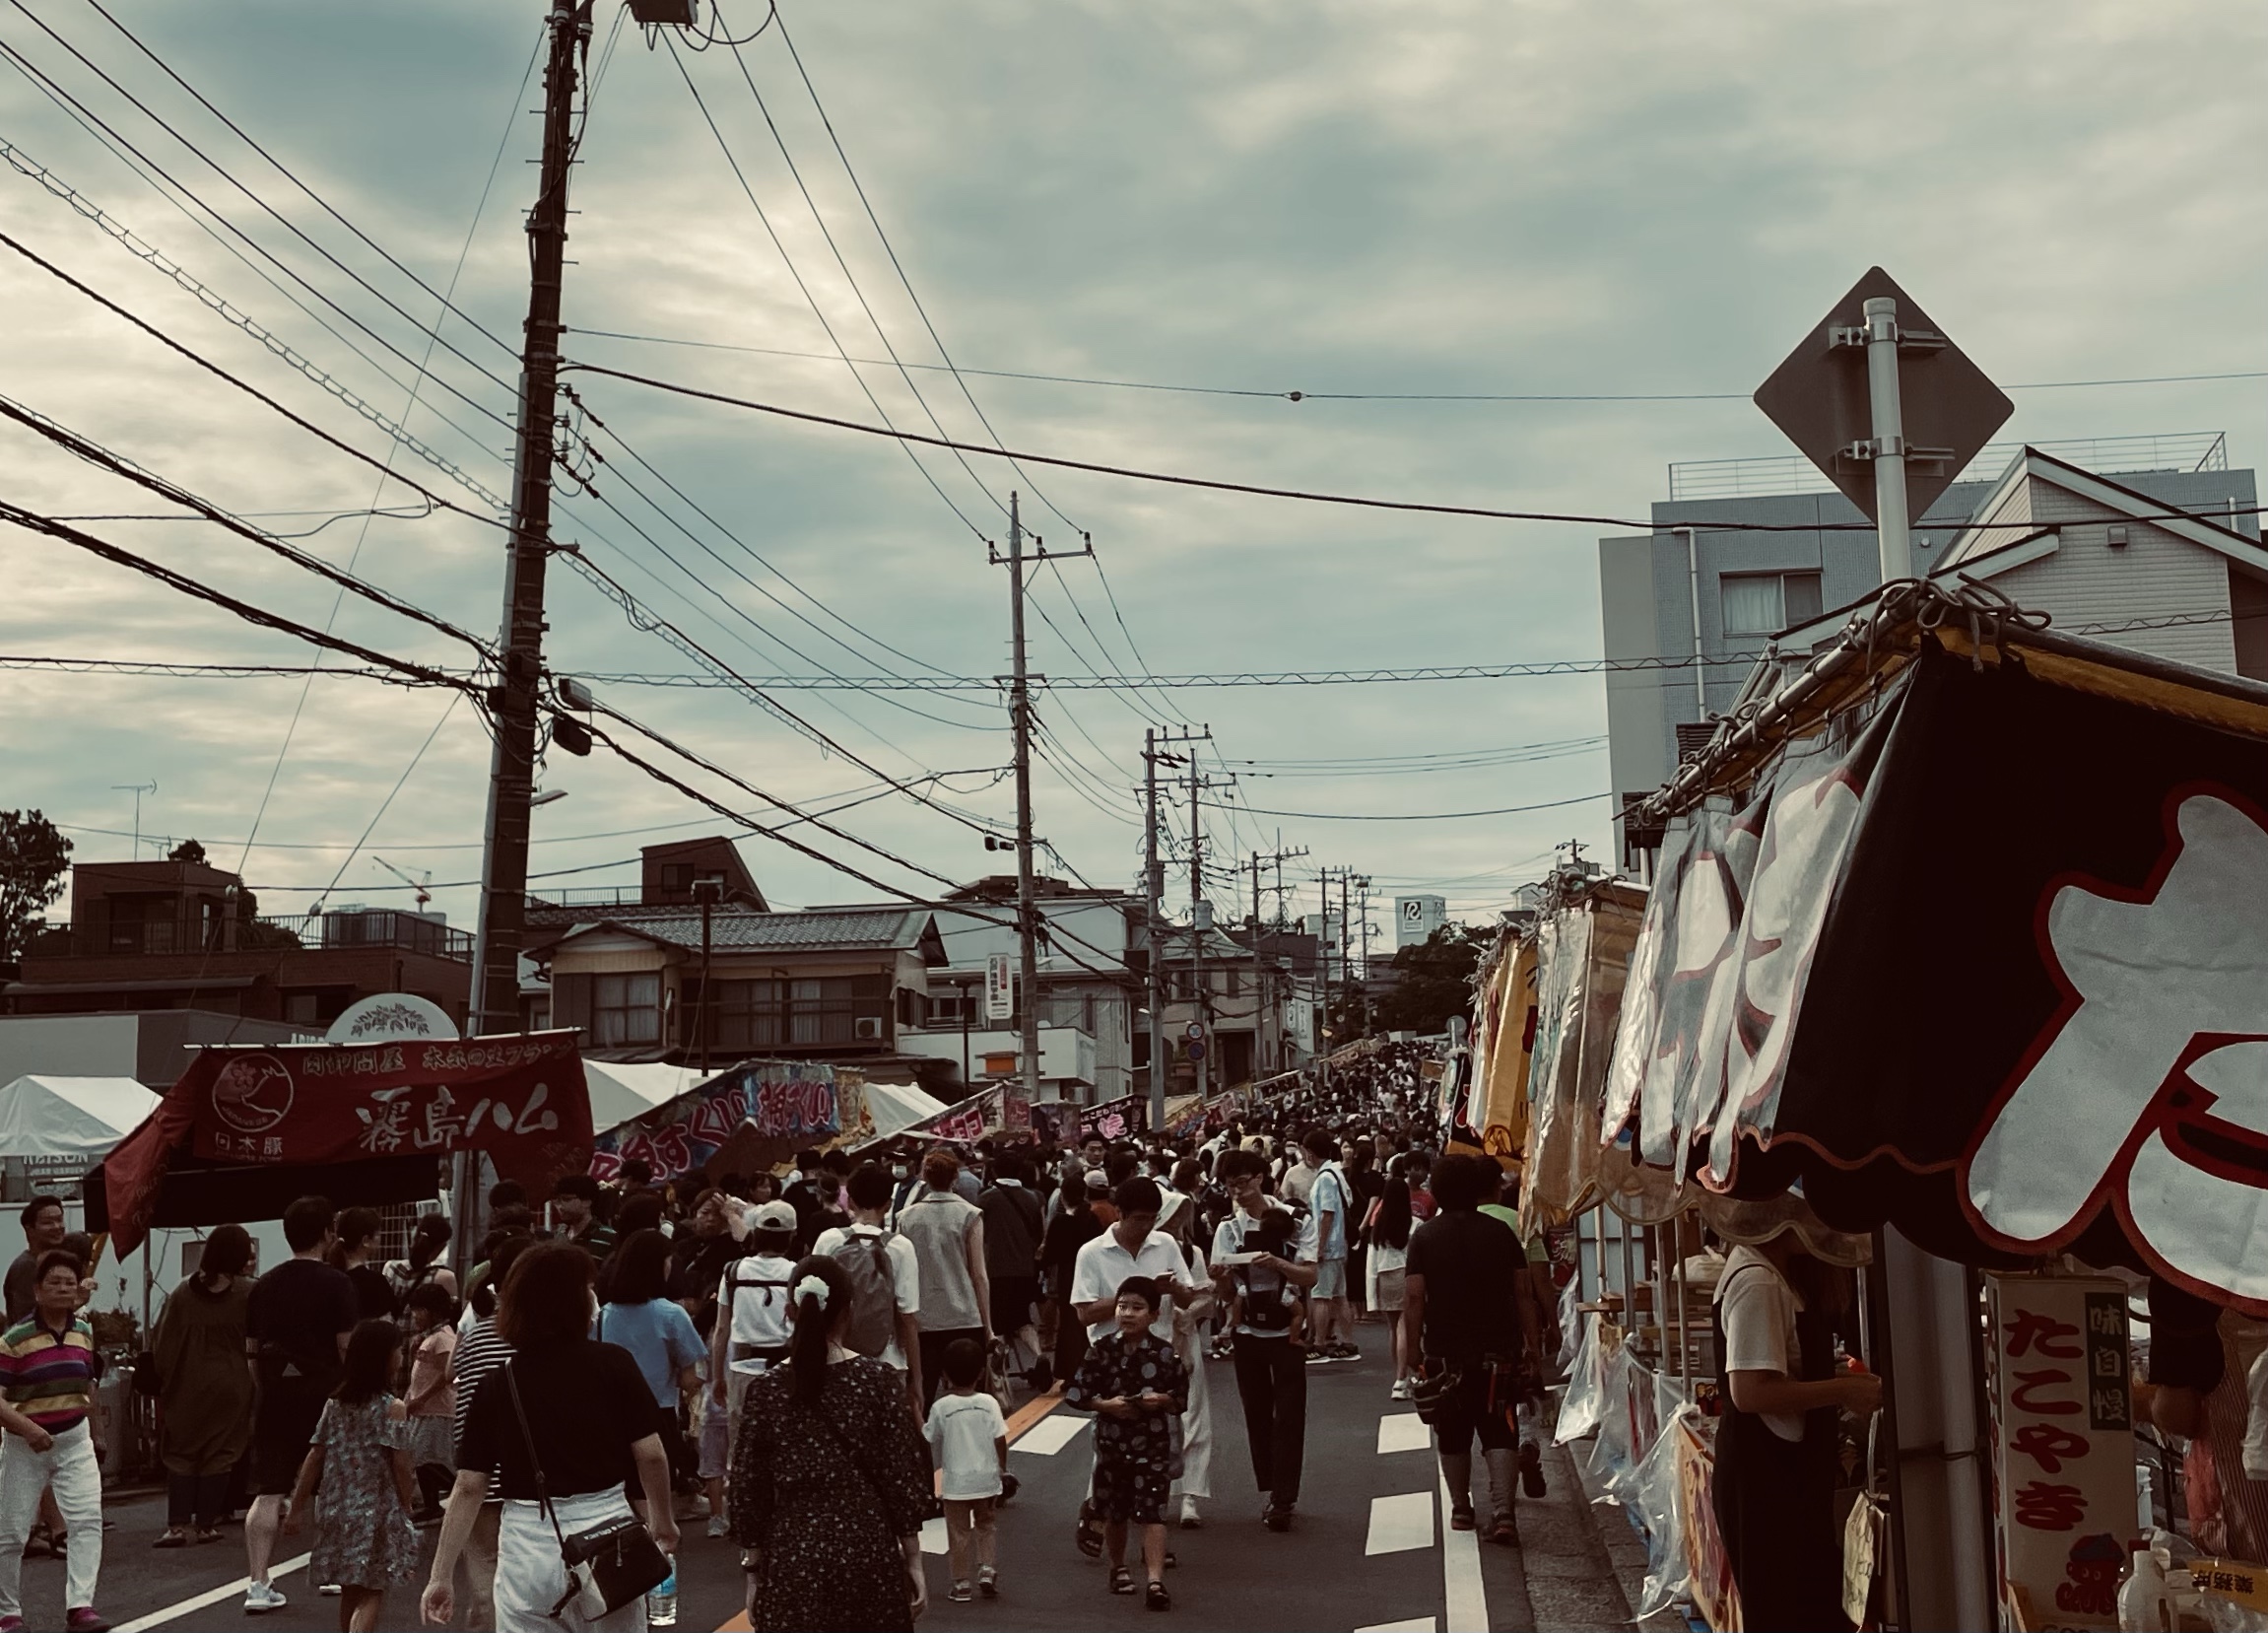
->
[730, 1255, 937, 1633]
[420, 1241, 677, 1632]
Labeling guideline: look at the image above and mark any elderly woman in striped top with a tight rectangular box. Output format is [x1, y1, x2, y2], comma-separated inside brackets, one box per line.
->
[0, 1248, 108, 1632]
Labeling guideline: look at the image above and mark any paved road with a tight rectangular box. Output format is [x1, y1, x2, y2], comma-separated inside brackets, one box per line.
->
[72, 1334, 1643, 1631]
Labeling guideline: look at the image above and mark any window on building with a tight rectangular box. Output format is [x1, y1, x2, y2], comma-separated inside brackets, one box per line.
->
[1720, 570, 1824, 636]
[690, 975, 877, 1051]
[1083, 992, 1097, 1034]
[593, 972, 661, 1047]
[1225, 967, 1242, 998]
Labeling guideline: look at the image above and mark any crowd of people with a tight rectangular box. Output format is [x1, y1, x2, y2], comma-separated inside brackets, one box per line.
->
[0, 1039, 1569, 1631]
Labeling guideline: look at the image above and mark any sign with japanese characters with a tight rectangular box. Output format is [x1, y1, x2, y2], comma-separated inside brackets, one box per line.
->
[1986, 1274, 2135, 1630]
[592, 1060, 854, 1182]
[102, 1032, 592, 1257]
[1079, 1094, 1145, 1143]
[984, 954, 1014, 1023]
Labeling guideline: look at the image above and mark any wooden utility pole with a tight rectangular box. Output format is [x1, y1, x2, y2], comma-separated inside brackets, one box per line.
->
[469, 0, 588, 1035]
[1143, 728, 1207, 1128]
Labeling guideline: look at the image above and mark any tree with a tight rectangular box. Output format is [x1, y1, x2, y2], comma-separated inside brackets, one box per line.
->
[167, 838, 207, 865]
[1370, 922, 1487, 1036]
[0, 810, 72, 962]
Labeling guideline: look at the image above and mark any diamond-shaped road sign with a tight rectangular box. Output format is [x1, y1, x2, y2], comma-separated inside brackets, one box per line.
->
[1753, 267, 2014, 523]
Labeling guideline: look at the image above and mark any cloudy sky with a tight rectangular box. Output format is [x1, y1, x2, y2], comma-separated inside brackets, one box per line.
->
[1, 0, 2261, 944]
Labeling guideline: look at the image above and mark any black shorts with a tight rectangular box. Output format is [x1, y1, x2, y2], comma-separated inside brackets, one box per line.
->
[252, 1368, 331, 1495]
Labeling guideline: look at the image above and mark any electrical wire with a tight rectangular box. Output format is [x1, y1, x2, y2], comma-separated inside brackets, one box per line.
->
[300, 694, 462, 913]
[0, 230, 506, 527]
[0, 393, 493, 656]
[18, 1, 522, 390]
[568, 363, 2268, 537]
[1204, 790, 1612, 822]
[565, 328, 2268, 404]
[0, 502, 483, 694]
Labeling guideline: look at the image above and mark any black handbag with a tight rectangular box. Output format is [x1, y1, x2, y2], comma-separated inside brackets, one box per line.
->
[503, 1366, 671, 1623]
[1410, 1360, 1462, 1425]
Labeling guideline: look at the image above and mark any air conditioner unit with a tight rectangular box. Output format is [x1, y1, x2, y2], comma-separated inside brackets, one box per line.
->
[853, 1016, 886, 1042]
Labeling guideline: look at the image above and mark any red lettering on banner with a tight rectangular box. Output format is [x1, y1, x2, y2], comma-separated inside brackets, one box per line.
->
[2009, 1424, 2092, 1475]
[2012, 1481, 2089, 1531]
[2011, 1369, 2083, 1415]
[2004, 1311, 2084, 1360]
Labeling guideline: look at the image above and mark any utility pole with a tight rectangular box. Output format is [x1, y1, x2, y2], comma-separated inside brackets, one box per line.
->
[469, 0, 588, 1036]
[1188, 771, 1208, 1103]
[1316, 866, 1338, 1088]
[1248, 845, 1305, 1075]
[1142, 727, 1208, 1130]
[1347, 871, 1371, 1039]
[993, 495, 1090, 1113]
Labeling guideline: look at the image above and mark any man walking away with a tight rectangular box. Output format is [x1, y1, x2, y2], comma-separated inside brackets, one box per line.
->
[813, 1163, 925, 1415]
[977, 1154, 1044, 1375]
[241, 1196, 356, 1614]
[1302, 1131, 1359, 1361]
[1476, 1159, 1553, 1497]
[1208, 1149, 1318, 1532]
[1404, 1155, 1528, 1546]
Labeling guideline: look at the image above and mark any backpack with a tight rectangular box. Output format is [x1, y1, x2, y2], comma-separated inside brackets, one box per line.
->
[724, 1258, 797, 1350]
[827, 1229, 901, 1360]
[1232, 1220, 1299, 1334]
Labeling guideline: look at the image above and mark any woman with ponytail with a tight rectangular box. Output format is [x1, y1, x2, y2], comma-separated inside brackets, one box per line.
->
[729, 1256, 936, 1632]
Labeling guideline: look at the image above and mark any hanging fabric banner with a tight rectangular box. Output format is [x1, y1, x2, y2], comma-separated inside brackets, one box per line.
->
[593, 1060, 852, 1182]
[1080, 1094, 1145, 1142]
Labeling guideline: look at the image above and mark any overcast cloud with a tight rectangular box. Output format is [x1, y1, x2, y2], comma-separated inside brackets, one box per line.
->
[1, 0, 2261, 937]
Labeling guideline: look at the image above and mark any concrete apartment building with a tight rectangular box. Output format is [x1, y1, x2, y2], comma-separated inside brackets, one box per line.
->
[1601, 431, 2259, 862]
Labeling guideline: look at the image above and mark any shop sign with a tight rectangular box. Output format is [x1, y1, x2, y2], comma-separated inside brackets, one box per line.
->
[1080, 1094, 1144, 1142]
[1672, 1411, 1738, 1633]
[1986, 1273, 2134, 1630]
[984, 954, 1014, 1022]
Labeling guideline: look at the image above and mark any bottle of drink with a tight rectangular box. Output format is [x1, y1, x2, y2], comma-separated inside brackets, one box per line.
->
[647, 1556, 678, 1629]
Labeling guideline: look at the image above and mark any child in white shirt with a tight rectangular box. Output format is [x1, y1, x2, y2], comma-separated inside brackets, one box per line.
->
[922, 1338, 1007, 1602]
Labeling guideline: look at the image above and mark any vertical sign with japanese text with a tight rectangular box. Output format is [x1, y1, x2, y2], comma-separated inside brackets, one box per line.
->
[984, 954, 1015, 1022]
[1986, 1274, 2135, 1630]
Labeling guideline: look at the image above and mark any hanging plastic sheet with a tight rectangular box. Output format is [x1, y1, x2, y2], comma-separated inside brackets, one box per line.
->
[1628, 1405, 1703, 1620]
[1555, 1312, 1609, 1446]
[1519, 885, 1646, 1233]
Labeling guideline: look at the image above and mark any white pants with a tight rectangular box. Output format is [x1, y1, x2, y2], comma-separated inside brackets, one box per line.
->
[494, 1491, 645, 1633]
[0, 1421, 101, 1617]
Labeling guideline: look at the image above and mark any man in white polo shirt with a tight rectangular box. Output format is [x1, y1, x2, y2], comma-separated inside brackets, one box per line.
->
[1067, 1177, 1204, 1557]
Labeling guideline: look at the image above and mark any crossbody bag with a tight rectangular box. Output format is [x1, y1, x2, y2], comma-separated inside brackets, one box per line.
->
[502, 1365, 671, 1623]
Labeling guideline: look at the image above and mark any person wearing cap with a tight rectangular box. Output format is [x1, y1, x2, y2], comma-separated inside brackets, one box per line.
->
[711, 1200, 804, 1519]
[1711, 1216, 1881, 1631]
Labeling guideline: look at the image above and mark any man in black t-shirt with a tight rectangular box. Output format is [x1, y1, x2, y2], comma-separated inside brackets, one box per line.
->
[1403, 1154, 1527, 1546]
[240, 1196, 355, 1616]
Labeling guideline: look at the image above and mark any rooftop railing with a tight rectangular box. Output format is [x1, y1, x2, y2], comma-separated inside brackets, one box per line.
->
[29, 909, 472, 962]
[1666, 431, 2230, 504]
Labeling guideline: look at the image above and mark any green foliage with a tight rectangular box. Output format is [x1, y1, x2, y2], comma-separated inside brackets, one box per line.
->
[0, 809, 72, 962]
[1370, 922, 1487, 1036]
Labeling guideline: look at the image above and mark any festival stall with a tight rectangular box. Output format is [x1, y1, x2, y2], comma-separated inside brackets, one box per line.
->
[591, 1058, 871, 1181]
[88, 1032, 594, 1255]
[1588, 580, 2268, 1631]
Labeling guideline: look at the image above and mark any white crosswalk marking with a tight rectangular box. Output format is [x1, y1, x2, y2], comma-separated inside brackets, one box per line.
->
[1012, 1413, 1090, 1456]
[1376, 1412, 1432, 1454]
[1355, 1619, 1438, 1633]
[1440, 1467, 1489, 1632]
[1366, 1490, 1436, 1556]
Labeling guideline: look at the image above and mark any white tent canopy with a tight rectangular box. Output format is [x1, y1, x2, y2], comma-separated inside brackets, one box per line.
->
[0, 1075, 161, 1160]
[581, 1061, 707, 1135]
[864, 1080, 948, 1142]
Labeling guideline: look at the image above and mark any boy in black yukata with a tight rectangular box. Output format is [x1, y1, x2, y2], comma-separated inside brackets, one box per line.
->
[1064, 1275, 1189, 1610]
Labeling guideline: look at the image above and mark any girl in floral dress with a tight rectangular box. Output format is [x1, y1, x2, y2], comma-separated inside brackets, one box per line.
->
[284, 1319, 420, 1633]
[1065, 1275, 1190, 1610]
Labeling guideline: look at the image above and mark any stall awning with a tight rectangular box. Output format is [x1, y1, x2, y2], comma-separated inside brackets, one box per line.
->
[1607, 588, 2268, 1314]
[0, 1076, 161, 1160]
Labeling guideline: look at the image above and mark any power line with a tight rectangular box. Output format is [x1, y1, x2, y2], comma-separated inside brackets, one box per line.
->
[0, 502, 483, 694]
[567, 363, 2268, 537]
[1203, 790, 1612, 822]
[564, 327, 2268, 405]
[0, 393, 493, 656]
[0, 230, 506, 527]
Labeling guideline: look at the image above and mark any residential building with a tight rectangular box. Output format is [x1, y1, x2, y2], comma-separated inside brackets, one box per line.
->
[814, 878, 1141, 1105]
[5, 856, 474, 1027]
[1148, 920, 1322, 1095]
[0, 1010, 313, 1090]
[1601, 432, 2257, 862]
[541, 907, 947, 1072]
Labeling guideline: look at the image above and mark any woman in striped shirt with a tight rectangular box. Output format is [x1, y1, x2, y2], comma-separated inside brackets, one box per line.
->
[0, 1250, 107, 1632]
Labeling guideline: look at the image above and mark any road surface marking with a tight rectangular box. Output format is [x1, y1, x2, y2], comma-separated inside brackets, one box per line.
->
[1356, 1619, 1438, 1633]
[1011, 1412, 1090, 1456]
[1439, 1467, 1488, 1633]
[1366, 1490, 1436, 1556]
[1376, 1412, 1432, 1454]
[112, 1553, 312, 1633]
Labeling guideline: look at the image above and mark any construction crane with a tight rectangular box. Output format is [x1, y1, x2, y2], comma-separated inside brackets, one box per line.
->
[372, 856, 433, 911]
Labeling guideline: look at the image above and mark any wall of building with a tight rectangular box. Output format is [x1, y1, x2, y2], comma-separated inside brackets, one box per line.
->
[1987, 510, 2238, 674]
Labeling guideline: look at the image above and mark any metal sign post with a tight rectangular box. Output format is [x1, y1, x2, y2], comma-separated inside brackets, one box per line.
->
[1861, 296, 1915, 580]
